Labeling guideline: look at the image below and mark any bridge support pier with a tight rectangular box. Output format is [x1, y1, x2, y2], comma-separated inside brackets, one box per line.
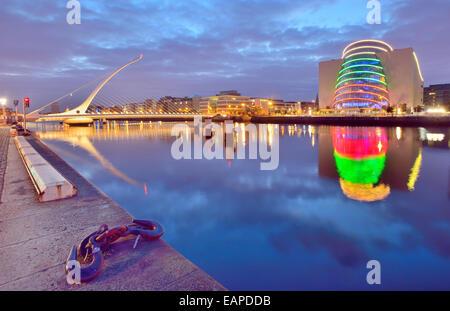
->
[64, 117, 93, 126]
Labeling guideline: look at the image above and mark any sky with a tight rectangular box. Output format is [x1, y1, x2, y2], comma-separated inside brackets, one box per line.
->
[0, 0, 449, 110]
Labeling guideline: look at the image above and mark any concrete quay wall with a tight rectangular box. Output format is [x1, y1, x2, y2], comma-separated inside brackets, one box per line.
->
[0, 127, 225, 291]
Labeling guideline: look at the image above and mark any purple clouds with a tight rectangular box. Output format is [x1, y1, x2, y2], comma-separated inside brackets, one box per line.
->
[0, 0, 449, 110]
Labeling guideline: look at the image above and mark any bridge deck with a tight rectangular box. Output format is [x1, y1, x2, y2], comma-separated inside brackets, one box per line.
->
[37, 113, 211, 122]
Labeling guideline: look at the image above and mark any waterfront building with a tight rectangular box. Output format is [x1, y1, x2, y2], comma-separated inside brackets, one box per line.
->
[251, 98, 272, 113]
[123, 102, 141, 113]
[172, 97, 195, 113]
[270, 100, 296, 115]
[198, 91, 251, 115]
[191, 96, 202, 113]
[102, 105, 123, 114]
[424, 84, 450, 111]
[196, 90, 316, 115]
[142, 98, 158, 113]
[319, 39, 424, 112]
[158, 96, 196, 113]
[251, 98, 307, 115]
[298, 101, 318, 114]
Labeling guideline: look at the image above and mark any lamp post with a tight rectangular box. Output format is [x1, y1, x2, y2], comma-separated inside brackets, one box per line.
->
[13, 100, 18, 123]
[23, 97, 30, 133]
[0, 98, 7, 124]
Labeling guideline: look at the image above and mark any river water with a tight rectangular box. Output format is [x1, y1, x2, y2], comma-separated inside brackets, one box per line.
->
[30, 121, 449, 290]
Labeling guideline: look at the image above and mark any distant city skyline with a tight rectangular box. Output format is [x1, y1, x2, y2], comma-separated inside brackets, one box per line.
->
[0, 0, 449, 110]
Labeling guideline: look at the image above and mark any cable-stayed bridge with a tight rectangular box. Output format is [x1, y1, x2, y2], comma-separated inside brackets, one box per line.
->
[29, 54, 211, 125]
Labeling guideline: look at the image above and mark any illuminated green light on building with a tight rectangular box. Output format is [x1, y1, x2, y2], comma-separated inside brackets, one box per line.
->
[342, 58, 381, 67]
[339, 64, 384, 74]
[335, 77, 388, 89]
[337, 70, 386, 82]
[334, 151, 386, 184]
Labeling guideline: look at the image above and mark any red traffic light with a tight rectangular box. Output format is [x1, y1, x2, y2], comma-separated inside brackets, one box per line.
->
[23, 97, 30, 108]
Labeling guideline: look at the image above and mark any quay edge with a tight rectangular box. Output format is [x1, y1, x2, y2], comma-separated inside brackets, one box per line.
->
[0, 127, 226, 291]
[250, 115, 450, 127]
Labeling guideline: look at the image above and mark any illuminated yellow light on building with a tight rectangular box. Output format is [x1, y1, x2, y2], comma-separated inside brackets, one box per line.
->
[339, 179, 391, 202]
[426, 133, 445, 142]
[407, 148, 422, 191]
[342, 45, 389, 59]
[267, 124, 273, 147]
[413, 52, 424, 82]
[426, 107, 447, 113]
[396, 127, 402, 140]
[342, 39, 394, 58]
[240, 123, 246, 144]
[344, 51, 377, 59]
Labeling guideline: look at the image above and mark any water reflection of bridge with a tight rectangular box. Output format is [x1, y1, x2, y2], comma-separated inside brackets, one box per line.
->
[35, 123, 162, 193]
[35, 121, 178, 141]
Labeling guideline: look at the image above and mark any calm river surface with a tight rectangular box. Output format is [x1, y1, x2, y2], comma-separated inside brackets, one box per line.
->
[30, 121, 449, 290]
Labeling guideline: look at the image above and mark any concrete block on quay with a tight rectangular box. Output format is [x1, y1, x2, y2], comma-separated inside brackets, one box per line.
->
[14, 136, 77, 202]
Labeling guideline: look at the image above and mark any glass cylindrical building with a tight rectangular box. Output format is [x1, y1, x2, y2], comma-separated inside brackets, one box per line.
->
[333, 40, 392, 110]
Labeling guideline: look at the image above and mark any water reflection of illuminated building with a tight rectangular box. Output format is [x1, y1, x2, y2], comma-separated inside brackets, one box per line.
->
[332, 127, 390, 201]
[419, 127, 450, 149]
[382, 128, 422, 191]
[34, 122, 426, 202]
[319, 126, 422, 201]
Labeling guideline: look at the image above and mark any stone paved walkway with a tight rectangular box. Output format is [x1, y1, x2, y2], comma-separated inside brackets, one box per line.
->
[0, 127, 10, 202]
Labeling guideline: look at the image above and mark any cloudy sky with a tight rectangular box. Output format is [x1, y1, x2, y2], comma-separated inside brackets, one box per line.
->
[0, 0, 449, 110]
